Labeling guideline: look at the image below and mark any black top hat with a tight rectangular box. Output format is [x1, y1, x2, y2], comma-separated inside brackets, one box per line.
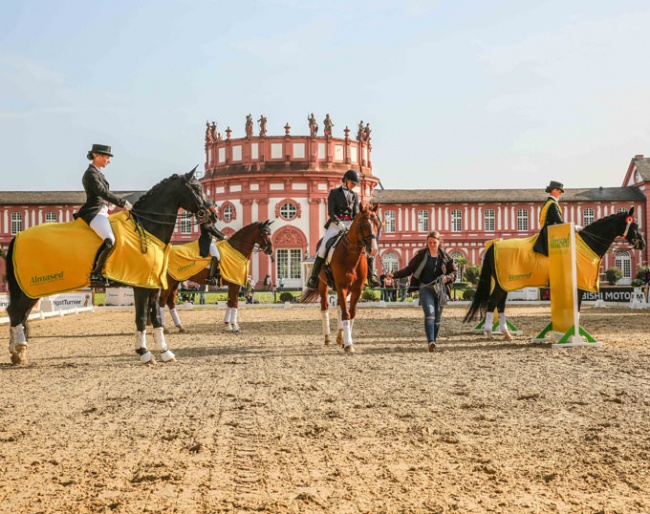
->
[88, 144, 113, 158]
[545, 180, 564, 193]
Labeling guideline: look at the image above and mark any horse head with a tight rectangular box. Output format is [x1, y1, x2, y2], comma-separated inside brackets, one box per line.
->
[621, 207, 646, 250]
[257, 220, 274, 261]
[355, 202, 380, 257]
[178, 166, 214, 225]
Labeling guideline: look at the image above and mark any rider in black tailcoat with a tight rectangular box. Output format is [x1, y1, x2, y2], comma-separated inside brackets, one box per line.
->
[305, 169, 380, 289]
[73, 144, 132, 285]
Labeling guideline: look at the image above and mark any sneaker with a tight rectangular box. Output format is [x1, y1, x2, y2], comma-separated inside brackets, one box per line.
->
[428, 342, 436, 352]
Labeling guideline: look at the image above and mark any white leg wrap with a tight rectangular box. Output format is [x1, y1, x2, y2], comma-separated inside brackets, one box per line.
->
[350, 318, 355, 330]
[342, 319, 353, 347]
[499, 316, 509, 334]
[321, 310, 331, 336]
[153, 327, 168, 352]
[158, 306, 166, 326]
[170, 308, 182, 327]
[9, 325, 27, 354]
[484, 311, 494, 333]
[337, 307, 343, 330]
[134, 330, 153, 364]
[231, 309, 240, 332]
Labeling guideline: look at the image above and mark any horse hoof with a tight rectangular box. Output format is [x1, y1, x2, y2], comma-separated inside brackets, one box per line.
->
[483, 330, 493, 339]
[145, 357, 157, 366]
[177, 326, 186, 333]
[344, 345, 355, 353]
[10, 353, 24, 365]
[503, 332, 513, 341]
[165, 357, 177, 363]
[324, 336, 330, 346]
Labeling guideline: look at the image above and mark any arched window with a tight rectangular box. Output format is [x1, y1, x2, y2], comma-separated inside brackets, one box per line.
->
[417, 210, 429, 232]
[279, 202, 298, 220]
[381, 252, 399, 274]
[223, 204, 234, 223]
[615, 250, 631, 280]
[450, 251, 465, 283]
[384, 210, 396, 233]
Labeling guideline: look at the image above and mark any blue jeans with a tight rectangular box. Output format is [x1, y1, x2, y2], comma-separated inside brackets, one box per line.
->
[419, 285, 442, 343]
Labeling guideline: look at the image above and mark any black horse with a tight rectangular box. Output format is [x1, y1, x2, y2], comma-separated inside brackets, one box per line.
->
[6, 167, 215, 365]
[464, 208, 646, 338]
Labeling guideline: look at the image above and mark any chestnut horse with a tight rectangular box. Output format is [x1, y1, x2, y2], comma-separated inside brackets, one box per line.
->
[159, 220, 274, 333]
[300, 202, 380, 352]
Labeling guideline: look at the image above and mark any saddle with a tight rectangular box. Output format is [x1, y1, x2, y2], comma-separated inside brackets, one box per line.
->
[489, 234, 601, 293]
[12, 212, 170, 298]
[167, 240, 249, 287]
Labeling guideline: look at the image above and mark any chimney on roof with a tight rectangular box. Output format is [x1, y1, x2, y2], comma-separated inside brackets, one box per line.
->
[634, 154, 644, 159]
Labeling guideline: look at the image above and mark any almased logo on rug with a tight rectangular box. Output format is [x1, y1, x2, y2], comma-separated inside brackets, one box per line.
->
[550, 234, 570, 249]
[507, 272, 532, 281]
[178, 262, 197, 273]
[30, 271, 65, 285]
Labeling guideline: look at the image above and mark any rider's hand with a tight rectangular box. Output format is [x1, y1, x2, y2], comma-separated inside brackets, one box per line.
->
[124, 200, 133, 211]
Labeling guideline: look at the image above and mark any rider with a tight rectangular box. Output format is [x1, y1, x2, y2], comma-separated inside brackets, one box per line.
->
[533, 180, 564, 256]
[305, 169, 380, 290]
[198, 209, 226, 286]
[73, 144, 132, 285]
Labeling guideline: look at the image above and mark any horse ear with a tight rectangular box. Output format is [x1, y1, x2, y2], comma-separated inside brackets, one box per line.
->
[629, 206, 635, 216]
[186, 165, 198, 180]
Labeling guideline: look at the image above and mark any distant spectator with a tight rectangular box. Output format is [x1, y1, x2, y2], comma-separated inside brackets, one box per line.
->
[279, 277, 285, 290]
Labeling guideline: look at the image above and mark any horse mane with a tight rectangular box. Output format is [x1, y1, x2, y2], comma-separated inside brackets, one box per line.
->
[133, 174, 182, 209]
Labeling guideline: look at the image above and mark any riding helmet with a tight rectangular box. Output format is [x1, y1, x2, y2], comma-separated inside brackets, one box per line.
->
[342, 169, 361, 185]
[87, 144, 113, 160]
[545, 180, 564, 193]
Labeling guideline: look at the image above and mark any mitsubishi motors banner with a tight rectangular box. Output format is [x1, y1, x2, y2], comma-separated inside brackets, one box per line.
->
[540, 287, 636, 303]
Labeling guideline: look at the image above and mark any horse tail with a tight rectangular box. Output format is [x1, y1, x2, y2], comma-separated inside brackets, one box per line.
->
[5, 238, 21, 316]
[463, 245, 494, 323]
[298, 288, 320, 304]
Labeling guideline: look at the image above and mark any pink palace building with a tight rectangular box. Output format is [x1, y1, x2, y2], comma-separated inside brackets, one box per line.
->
[0, 113, 649, 292]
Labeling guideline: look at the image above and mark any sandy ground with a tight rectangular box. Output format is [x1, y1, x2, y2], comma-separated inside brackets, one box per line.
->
[1, 303, 649, 514]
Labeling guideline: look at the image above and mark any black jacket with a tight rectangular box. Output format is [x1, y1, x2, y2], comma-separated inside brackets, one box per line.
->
[73, 165, 126, 225]
[392, 247, 458, 295]
[325, 186, 359, 228]
[533, 196, 564, 255]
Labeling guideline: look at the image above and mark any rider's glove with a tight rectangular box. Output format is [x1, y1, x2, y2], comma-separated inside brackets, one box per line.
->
[124, 200, 133, 211]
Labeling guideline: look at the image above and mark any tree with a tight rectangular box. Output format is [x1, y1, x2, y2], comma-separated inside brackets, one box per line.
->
[464, 265, 481, 285]
[455, 256, 468, 282]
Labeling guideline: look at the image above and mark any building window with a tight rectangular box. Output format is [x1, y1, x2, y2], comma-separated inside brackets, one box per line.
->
[583, 208, 594, 226]
[450, 251, 465, 282]
[517, 209, 528, 231]
[293, 143, 305, 159]
[11, 212, 23, 235]
[271, 143, 283, 159]
[618, 207, 628, 214]
[484, 209, 495, 232]
[232, 145, 242, 161]
[179, 212, 193, 234]
[384, 210, 396, 233]
[279, 202, 297, 220]
[223, 205, 234, 223]
[45, 212, 57, 223]
[417, 210, 429, 232]
[381, 252, 399, 274]
[277, 249, 302, 280]
[615, 250, 631, 280]
[451, 210, 462, 232]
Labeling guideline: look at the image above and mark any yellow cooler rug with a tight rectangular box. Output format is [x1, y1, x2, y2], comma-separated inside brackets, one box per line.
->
[13, 212, 170, 298]
[491, 234, 600, 293]
[167, 240, 249, 286]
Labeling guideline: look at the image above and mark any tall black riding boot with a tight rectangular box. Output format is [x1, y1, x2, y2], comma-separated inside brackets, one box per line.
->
[306, 256, 325, 289]
[90, 238, 114, 286]
[206, 256, 221, 286]
[366, 257, 381, 287]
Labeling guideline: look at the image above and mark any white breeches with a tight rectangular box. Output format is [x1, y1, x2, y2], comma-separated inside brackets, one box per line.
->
[209, 241, 220, 259]
[317, 220, 351, 259]
[90, 212, 116, 244]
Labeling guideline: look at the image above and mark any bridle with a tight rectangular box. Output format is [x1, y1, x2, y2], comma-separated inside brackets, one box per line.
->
[352, 211, 379, 254]
[256, 225, 274, 257]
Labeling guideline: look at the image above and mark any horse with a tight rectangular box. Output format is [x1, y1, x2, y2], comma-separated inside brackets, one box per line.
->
[300, 202, 381, 352]
[6, 167, 215, 365]
[463, 208, 646, 339]
[159, 220, 274, 333]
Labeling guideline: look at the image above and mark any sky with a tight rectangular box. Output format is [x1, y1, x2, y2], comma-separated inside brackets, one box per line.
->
[2, 0, 650, 192]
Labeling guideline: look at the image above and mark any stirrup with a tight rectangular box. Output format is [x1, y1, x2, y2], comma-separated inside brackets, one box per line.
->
[90, 273, 107, 287]
[306, 276, 319, 289]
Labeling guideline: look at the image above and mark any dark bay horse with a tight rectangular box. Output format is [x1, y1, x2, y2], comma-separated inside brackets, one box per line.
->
[159, 220, 274, 333]
[6, 168, 215, 365]
[464, 208, 646, 338]
[300, 202, 381, 352]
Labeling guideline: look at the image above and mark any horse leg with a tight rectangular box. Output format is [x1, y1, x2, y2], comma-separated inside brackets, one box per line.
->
[133, 287, 156, 365]
[165, 287, 185, 333]
[7, 294, 36, 365]
[337, 290, 354, 353]
[149, 290, 176, 362]
[224, 286, 240, 333]
[494, 288, 512, 340]
[483, 310, 494, 338]
[336, 305, 344, 347]
[320, 285, 330, 345]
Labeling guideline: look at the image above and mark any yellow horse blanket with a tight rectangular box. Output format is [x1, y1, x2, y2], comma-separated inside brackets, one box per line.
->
[490, 234, 601, 293]
[167, 240, 249, 287]
[13, 212, 169, 298]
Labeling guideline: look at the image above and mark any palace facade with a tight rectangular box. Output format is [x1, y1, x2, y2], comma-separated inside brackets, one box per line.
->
[0, 115, 648, 292]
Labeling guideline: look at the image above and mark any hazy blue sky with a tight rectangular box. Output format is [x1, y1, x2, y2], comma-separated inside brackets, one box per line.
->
[2, 0, 650, 192]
